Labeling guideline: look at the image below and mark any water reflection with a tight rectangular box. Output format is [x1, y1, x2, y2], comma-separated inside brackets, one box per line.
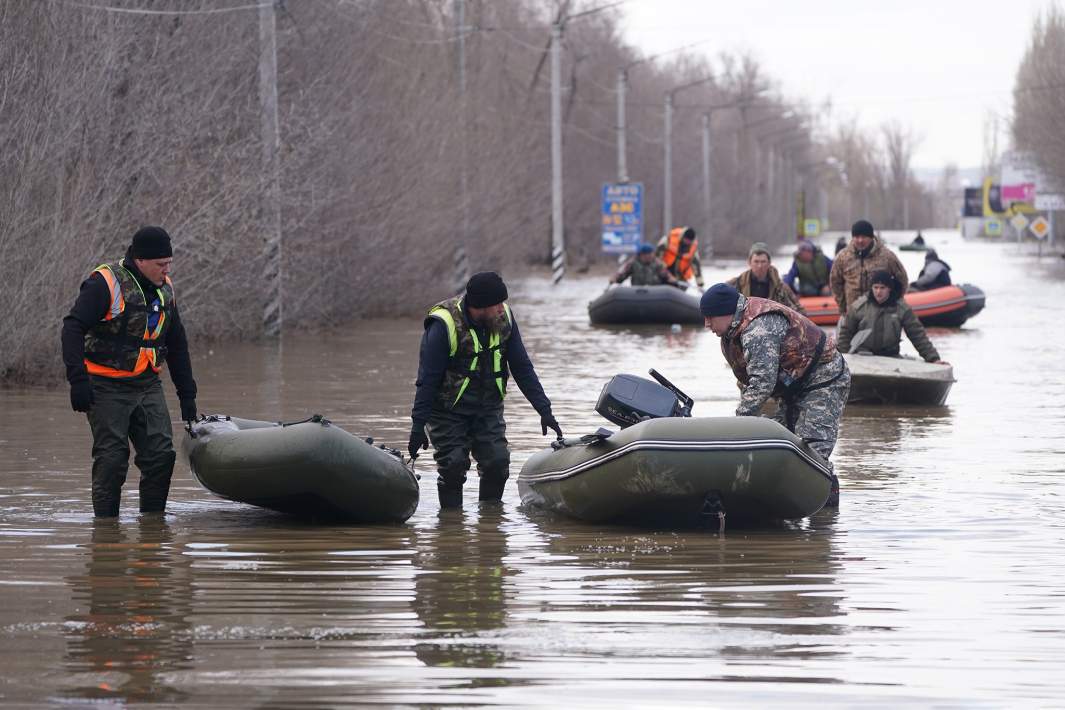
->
[412, 506, 509, 673]
[62, 517, 193, 704]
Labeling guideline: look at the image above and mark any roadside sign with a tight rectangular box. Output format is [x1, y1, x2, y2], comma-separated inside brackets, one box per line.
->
[1029, 216, 1050, 240]
[984, 218, 1003, 237]
[1001, 182, 1036, 204]
[1035, 193, 1065, 210]
[802, 218, 820, 237]
[601, 183, 643, 254]
[1010, 213, 1030, 232]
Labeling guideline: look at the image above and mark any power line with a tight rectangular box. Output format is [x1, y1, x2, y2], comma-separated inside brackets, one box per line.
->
[47, 0, 270, 15]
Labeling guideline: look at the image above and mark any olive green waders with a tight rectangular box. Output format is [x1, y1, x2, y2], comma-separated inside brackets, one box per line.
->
[86, 374, 176, 517]
[427, 401, 510, 507]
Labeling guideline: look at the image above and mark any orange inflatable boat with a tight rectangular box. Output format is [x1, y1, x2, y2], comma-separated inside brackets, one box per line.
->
[800, 284, 985, 327]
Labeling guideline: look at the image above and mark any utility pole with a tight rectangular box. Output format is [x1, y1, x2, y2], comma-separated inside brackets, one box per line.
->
[616, 68, 627, 182]
[701, 112, 712, 256]
[259, 0, 282, 337]
[454, 0, 471, 293]
[550, 20, 565, 284]
[662, 91, 673, 234]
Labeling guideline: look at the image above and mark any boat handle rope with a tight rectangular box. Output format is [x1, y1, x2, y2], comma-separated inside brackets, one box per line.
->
[281, 413, 331, 427]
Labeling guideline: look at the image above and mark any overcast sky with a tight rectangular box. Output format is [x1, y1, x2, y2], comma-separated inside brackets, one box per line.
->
[619, 0, 1054, 171]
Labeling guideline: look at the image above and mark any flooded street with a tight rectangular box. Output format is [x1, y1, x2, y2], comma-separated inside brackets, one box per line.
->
[2, 229, 1065, 706]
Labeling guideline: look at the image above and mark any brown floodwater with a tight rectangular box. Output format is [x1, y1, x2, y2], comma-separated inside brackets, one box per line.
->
[2, 229, 1064, 706]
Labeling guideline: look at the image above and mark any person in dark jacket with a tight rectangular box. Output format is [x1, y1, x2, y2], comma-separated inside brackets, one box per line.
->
[837, 270, 947, 364]
[610, 243, 680, 287]
[61, 227, 198, 518]
[727, 242, 803, 311]
[909, 249, 952, 291]
[783, 239, 833, 296]
[409, 272, 563, 508]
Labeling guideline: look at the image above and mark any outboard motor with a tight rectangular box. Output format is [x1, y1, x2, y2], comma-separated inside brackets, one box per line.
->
[595, 369, 694, 428]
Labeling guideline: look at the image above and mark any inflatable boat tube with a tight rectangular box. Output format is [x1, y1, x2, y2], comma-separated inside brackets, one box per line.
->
[588, 285, 703, 325]
[799, 283, 985, 327]
[519, 416, 833, 526]
[182, 415, 420, 523]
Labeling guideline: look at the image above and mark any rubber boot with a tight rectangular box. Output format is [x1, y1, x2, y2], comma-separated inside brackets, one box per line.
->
[437, 484, 463, 509]
[824, 474, 840, 508]
[93, 500, 120, 518]
[478, 475, 507, 502]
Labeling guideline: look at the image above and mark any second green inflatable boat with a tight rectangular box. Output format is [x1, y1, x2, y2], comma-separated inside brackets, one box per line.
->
[182, 415, 420, 523]
[518, 416, 834, 527]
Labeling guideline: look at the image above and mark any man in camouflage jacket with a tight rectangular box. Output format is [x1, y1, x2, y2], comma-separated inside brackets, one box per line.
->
[702, 283, 850, 505]
[829, 220, 908, 314]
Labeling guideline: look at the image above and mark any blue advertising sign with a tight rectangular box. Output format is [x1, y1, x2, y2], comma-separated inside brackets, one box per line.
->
[601, 183, 643, 254]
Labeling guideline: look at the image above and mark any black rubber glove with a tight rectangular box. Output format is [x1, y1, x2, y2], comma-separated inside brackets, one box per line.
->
[180, 398, 197, 423]
[408, 428, 429, 460]
[70, 380, 94, 413]
[540, 414, 563, 439]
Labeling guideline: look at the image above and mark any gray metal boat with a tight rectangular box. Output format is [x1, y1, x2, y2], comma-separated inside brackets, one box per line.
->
[844, 354, 955, 405]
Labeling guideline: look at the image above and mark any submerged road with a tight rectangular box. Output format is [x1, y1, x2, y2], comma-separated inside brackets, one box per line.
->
[1, 229, 1064, 705]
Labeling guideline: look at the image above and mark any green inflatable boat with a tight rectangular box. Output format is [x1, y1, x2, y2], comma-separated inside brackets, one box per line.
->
[518, 372, 834, 527]
[182, 415, 419, 523]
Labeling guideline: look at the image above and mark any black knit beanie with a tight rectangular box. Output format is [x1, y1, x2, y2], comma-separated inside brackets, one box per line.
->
[870, 270, 895, 288]
[130, 226, 173, 259]
[465, 271, 508, 308]
[851, 220, 875, 237]
[700, 283, 740, 317]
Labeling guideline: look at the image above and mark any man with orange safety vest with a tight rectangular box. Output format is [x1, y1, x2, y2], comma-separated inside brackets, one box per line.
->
[655, 226, 705, 289]
[61, 227, 197, 518]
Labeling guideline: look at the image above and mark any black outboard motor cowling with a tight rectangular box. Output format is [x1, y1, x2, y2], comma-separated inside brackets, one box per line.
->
[595, 373, 688, 428]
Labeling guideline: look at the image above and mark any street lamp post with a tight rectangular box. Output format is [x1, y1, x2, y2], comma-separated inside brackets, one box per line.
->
[662, 76, 716, 234]
[549, 1, 625, 284]
[615, 41, 710, 184]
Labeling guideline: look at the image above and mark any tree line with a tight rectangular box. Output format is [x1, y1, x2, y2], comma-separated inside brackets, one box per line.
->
[0, 0, 940, 383]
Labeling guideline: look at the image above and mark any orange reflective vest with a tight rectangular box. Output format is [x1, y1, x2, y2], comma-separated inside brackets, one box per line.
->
[661, 227, 698, 282]
[83, 261, 174, 378]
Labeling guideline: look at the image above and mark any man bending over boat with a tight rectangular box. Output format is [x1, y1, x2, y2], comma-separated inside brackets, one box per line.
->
[702, 283, 849, 506]
[409, 272, 563, 508]
[837, 270, 948, 365]
[610, 244, 682, 288]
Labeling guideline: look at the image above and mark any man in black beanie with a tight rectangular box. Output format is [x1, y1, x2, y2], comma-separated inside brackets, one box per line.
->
[702, 282, 849, 507]
[61, 226, 198, 518]
[829, 219, 908, 314]
[409, 271, 563, 508]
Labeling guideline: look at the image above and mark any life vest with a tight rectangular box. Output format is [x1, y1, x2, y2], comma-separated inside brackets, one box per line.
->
[629, 258, 664, 286]
[426, 296, 513, 409]
[721, 297, 835, 397]
[83, 260, 174, 378]
[661, 227, 698, 281]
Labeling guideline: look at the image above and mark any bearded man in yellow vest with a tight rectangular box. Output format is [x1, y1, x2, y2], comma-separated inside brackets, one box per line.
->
[409, 272, 563, 508]
[702, 283, 849, 507]
[61, 227, 198, 518]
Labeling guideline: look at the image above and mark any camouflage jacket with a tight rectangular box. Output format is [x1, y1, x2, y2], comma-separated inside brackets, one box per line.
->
[613, 257, 673, 286]
[837, 294, 940, 362]
[829, 237, 909, 314]
[727, 266, 803, 311]
[721, 296, 837, 416]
